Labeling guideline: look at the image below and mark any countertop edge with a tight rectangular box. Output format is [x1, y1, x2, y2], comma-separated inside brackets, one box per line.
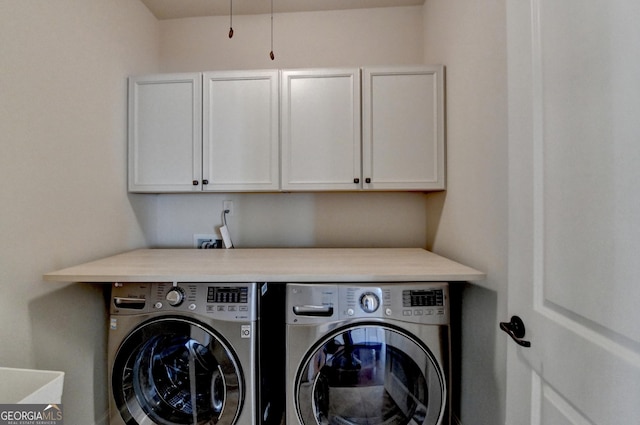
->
[43, 273, 486, 283]
[43, 248, 486, 283]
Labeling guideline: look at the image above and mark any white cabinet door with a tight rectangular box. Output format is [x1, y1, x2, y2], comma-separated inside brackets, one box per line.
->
[203, 70, 280, 191]
[128, 73, 202, 192]
[362, 66, 445, 191]
[281, 69, 361, 191]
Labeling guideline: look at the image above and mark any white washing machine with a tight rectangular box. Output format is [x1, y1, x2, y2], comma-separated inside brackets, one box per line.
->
[108, 282, 258, 425]
[286, 282, 451, 425]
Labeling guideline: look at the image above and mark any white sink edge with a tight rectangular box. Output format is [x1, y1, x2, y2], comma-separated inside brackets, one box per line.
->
[0, 367, 65, 404]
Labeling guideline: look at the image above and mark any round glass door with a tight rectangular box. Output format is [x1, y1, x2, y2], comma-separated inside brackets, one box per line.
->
[295, 324, 445, 425]
[112, 317, 243, 425]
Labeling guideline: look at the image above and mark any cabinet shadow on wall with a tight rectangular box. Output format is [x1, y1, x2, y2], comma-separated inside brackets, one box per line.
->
[425, 191, 446, 250]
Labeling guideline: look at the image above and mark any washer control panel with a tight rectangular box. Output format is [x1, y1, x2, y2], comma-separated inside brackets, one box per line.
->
[339, 284, 448, 324]
[287, 282, 449, 325]
[111, 282, 256, 321]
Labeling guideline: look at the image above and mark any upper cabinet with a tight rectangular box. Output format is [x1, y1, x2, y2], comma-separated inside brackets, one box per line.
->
[281, 66, 445, 191]
[203, 70, 280, 191]
[362, 66, 445, 191]
[129, 66, 445, 193]
[128, 73, 202, 193]
[128, 71, 279, 193]
[281, 69, 362, 191]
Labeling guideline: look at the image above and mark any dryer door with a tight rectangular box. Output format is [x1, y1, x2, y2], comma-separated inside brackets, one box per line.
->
[295, 324, 445, 425]
[112, 317, 243, 425]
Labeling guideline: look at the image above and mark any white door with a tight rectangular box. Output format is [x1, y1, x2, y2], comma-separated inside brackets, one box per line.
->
[506, 0, 640, 424]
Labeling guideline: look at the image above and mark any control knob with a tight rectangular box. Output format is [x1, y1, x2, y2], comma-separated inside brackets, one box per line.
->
[166, 288, 185, 306]
[360, 292, 380, 313]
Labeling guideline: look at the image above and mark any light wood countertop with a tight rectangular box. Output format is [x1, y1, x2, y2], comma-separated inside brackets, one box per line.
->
[43, 248, 485, 283]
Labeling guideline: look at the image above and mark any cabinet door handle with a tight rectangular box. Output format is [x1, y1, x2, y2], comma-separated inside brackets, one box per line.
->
[354, 178, 360, 184]
[202, 179, 209, 185]
[365, 178, 371, 184]
[193, 180, 199, 186]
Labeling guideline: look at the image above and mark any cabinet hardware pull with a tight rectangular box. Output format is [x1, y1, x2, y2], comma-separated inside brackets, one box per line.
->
[365, 178, 371, 184]
[354, 178, 360, 184]
[193, 180, 199, 186]
[203, 179, 209, 185]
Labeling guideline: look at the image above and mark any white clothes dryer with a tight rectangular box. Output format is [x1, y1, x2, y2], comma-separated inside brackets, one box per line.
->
[108, 282, 258, 425]
[286, 282, 451, 425]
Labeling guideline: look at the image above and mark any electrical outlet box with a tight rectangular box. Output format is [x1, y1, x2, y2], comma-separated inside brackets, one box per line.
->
[223, 200, 234, 216]
[194, 234, 222, 249]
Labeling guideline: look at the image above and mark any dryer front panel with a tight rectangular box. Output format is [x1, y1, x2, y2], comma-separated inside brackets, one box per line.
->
[111, 316, 244, 425]
[293, 323, 446, 425]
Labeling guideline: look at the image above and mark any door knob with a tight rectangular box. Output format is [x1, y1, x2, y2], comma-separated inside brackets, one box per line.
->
[500, 315, 531, 347]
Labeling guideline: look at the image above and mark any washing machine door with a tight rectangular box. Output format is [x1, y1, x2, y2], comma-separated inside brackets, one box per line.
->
[295, 324, 445, 425]
[112, 316, 243, 425]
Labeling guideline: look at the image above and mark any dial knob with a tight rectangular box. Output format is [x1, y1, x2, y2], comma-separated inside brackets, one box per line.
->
[166, 288, 184, 306]
[360, 292, 380, 313]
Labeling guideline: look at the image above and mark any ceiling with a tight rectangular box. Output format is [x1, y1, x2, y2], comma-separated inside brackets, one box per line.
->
[140, 0, 425, 20]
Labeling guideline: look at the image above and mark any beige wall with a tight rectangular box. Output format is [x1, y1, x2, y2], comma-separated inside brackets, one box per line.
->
[0, 1, 158, 423]
[0, 2, 508, 424]
[159, 7, 425, 71]
[152, 7, 430, 249]
[423, 0, 508, 423]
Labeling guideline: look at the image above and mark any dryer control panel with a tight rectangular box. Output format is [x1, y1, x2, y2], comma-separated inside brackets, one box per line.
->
[287, 282, 449, 325]
[110, 282, 257, 322]
[340, 283, 448, 325]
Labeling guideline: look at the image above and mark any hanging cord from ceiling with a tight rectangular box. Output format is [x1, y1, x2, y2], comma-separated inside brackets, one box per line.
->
[228, 0, 234, 38]
[226, 0, 276, 60]
[269, 0, 275, 60]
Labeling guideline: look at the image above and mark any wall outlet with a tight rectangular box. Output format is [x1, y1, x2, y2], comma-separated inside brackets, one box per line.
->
[223, 200, 234, 216]
[193, 234, 222, 249]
